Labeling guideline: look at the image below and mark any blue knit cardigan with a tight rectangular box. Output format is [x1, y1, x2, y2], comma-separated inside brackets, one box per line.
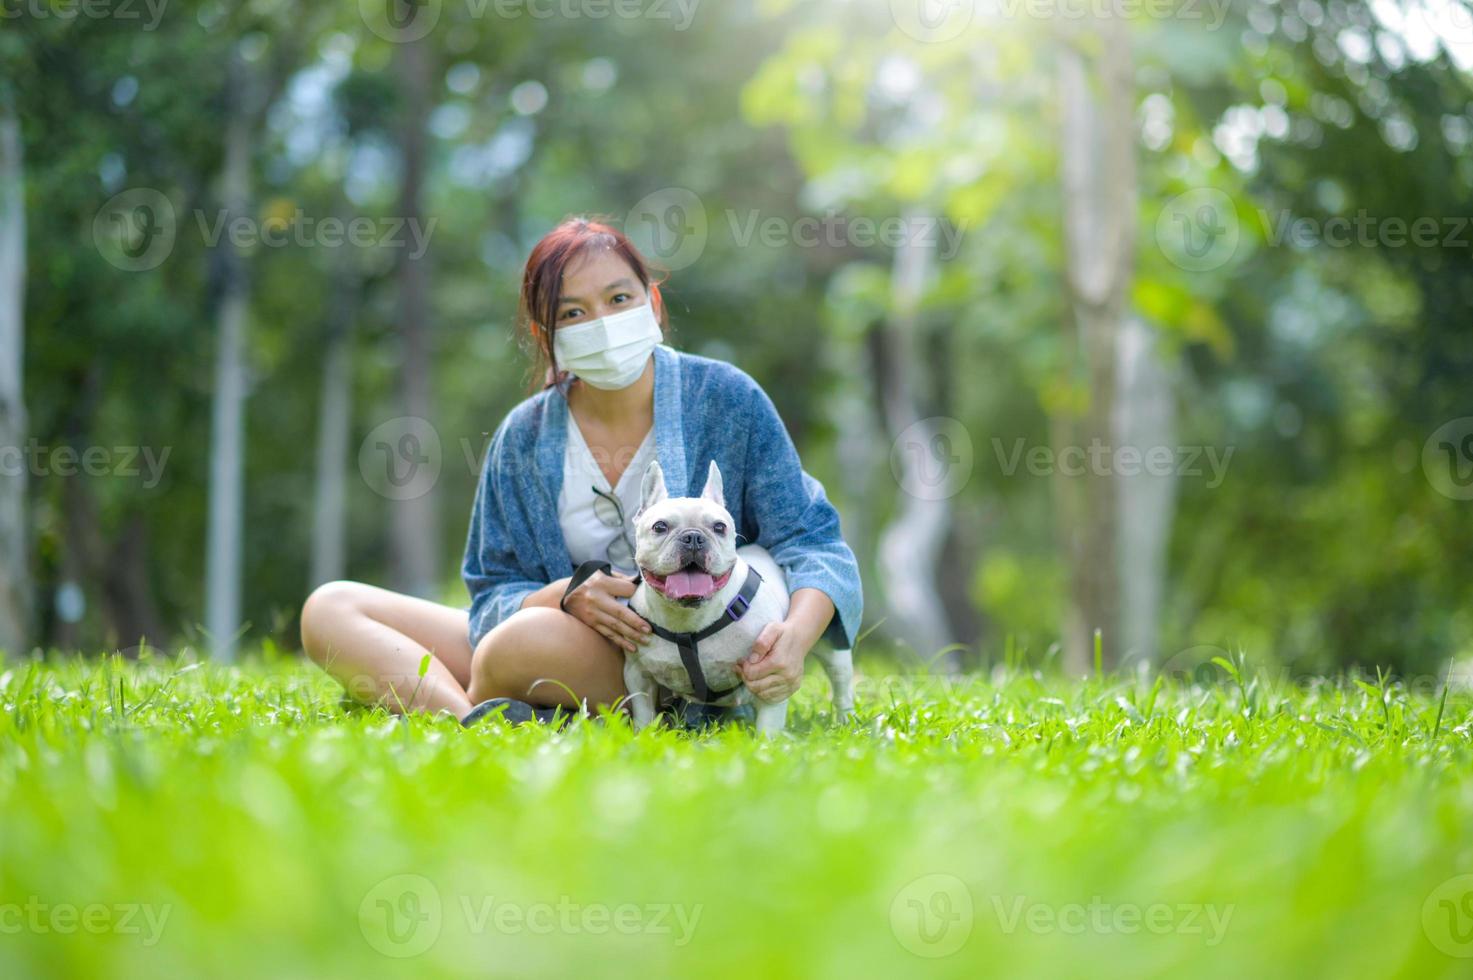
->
[462, 344, 862, 652]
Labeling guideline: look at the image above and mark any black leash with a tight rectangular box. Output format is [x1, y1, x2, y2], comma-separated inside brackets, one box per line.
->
[561, 559, 764, 704]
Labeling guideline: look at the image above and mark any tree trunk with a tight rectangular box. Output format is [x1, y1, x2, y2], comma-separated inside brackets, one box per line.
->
[104, 515, 165, 652]
[0, 83, 30, 657]
[310, 238, 358, 588]
[1114, 316, 1176, 666]
[390, 27, 438, 598]
[205, 49, 254, 662]
[875, 209, 958, 671]
[1056, 25, 1137, 673]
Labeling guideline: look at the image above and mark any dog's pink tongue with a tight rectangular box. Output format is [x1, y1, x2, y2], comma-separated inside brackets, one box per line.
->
[665, 568, 716, 599]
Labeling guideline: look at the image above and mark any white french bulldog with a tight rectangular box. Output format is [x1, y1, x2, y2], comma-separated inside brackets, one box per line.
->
[624, 459, 854, 735]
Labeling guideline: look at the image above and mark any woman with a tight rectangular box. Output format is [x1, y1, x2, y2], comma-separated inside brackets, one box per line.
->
[300, 217, 861, 725]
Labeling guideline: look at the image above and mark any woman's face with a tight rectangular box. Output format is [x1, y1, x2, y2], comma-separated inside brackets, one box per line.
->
[553, 248, 649, 330]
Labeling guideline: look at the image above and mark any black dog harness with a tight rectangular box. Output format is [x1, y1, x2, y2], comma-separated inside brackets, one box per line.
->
[562, 559, 764, 704]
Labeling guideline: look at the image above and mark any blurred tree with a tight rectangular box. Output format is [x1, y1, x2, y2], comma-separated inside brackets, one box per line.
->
[388, 9, 440, 599]
[876, 208, 959, 669]
[1055, 20, 1139, 671]
[0, 78, 28, 656]
[205, 44, 259, 662]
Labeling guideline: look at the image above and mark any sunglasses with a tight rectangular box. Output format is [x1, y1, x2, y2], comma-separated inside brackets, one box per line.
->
[591, 486, 636, 571]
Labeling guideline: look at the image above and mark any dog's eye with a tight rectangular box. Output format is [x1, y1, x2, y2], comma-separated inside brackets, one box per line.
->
[712, 521, 727, 535]
[652, 520, 669, 534]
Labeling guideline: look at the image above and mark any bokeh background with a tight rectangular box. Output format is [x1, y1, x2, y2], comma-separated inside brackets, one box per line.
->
[2, 0, 1471, 677]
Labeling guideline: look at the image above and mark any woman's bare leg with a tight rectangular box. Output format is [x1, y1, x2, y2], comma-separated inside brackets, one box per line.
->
[469, 607, 629, 711]
[300, 581, 475, 718]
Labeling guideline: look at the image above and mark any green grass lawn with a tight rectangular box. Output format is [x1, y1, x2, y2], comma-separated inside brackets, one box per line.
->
[1, 651, 1471, 979]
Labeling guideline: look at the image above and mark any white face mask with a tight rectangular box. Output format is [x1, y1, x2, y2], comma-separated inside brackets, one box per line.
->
[552, 301, 661, 390]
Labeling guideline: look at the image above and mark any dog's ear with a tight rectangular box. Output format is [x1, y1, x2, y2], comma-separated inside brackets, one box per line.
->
[700, 460, 724, 509]
[638, 460, 668, 516]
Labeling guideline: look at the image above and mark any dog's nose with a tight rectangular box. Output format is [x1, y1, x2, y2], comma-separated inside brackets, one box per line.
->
[679, 530, 707, 550]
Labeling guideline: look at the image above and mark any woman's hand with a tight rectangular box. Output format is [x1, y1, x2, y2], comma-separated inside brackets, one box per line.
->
[562, 570, 652, 654]
[738, 620, 808, 703]
[738, 587, 834, 703]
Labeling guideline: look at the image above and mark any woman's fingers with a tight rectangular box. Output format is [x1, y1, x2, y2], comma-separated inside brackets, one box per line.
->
[594, 605, 643, 652]
[597, 573, 638, 599]
[616, 606, 652, 640]
[595, 593, 650, 647]
[598, 619, 637, 654]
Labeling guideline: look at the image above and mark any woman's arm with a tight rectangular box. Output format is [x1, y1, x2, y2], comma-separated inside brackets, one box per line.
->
[519, 578, 573, 609]
[462, 421, 550, 648]
[731, 374, 862, 654]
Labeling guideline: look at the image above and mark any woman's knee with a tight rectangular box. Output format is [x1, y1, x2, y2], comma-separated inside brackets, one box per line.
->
[300, 580, 369, 660]
[472, 607, 561, 675]
[470, 606, 607, 700]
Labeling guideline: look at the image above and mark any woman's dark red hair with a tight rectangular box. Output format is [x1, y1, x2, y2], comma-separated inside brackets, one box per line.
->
[518, 216, 666, 389]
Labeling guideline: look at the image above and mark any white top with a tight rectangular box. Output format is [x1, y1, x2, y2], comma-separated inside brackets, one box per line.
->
[558, 414, 656, 576]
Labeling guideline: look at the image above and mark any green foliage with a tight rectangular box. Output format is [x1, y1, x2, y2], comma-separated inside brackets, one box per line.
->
[7, 2, 1473, 672]
[0, 652, 1470, 977]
